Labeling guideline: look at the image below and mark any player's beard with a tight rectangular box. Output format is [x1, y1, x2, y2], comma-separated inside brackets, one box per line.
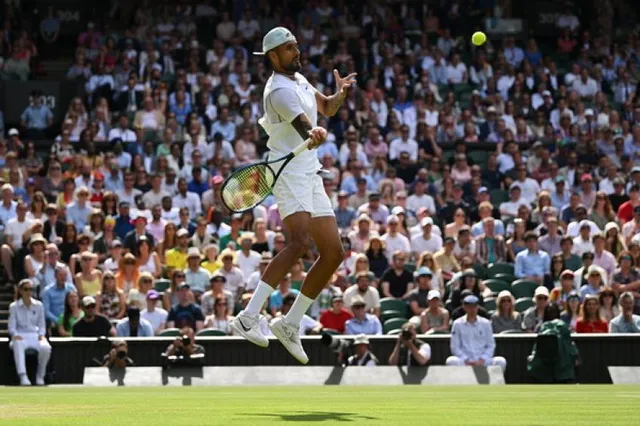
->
[283, 57, 301, 73]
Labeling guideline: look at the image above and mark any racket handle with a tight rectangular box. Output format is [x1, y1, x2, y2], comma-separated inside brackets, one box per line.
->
[292, 138, 312, 157]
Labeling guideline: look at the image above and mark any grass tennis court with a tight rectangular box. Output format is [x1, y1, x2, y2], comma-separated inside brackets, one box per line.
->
[0, 385, 637, 425]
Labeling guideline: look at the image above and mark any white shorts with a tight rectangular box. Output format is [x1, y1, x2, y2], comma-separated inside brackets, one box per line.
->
[272, 171, 335, 220]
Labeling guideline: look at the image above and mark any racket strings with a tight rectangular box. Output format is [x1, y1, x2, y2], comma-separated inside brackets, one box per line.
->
[222, 165, 275, 211]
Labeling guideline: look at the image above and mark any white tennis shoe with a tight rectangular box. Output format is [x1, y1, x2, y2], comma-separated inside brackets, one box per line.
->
[269, 317, 309, 364]
[231, 311, 269, 348]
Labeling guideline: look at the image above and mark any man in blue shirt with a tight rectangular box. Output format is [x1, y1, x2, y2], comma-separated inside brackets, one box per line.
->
[65, 187, 93, 231]
[344, 296, 382, 335]
[20, 91, 53, 139]
[610, 292, 640, 333]
[339, 161, 377, 195]
[115, 306, 154, 337]
[42, 266, 76, 328]
[334, 191, 356, 230]
[210, 107, 235, 141]
[114, 202, 134, 240]
[515, 232, 551, 285]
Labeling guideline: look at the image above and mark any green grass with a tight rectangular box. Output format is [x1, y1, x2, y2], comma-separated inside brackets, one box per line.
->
[0, 385, 638, 425]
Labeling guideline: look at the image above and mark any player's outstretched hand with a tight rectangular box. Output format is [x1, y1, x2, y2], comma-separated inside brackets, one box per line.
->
[334, 69, 357, 95]
[308, 126, 327, 149]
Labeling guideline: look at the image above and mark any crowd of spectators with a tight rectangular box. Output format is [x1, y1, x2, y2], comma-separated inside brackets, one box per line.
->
[4, 0, 640, 382]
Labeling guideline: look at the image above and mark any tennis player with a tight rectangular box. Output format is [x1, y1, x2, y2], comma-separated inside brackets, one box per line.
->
[231, 27, 356, 363]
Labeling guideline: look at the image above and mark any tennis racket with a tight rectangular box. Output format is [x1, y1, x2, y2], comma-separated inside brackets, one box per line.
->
[220, 138, 311, 212]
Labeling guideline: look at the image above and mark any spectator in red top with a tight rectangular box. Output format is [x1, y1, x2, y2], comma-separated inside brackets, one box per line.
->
[575, 295, 609, 333]
[319, 296, 353, 334]
[617, 184, 639, 224]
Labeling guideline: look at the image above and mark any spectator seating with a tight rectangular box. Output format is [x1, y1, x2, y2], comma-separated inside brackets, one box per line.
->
[383, 318, 406, 335]
[511, 280, 540, 299]
[515, 298, 535, 313]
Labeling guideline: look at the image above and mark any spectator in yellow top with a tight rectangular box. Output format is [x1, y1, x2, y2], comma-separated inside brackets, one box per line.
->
[165, 228, 190, 273]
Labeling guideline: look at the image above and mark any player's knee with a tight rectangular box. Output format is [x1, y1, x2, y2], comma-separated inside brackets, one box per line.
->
[288, 234, 311, 257]
[327, 242, 345, 267]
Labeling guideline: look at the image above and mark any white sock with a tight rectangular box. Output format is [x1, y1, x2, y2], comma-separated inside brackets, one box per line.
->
[244, 281, 274, 315]
[285, 293, 314, 325]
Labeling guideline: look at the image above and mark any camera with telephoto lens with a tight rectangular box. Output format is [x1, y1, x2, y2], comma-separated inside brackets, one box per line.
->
[321, 332, 352, 357]
[182, 335, 191, 346]
[401, 329, 413, 340]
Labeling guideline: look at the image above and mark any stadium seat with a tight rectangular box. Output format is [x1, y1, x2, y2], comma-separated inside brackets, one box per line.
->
[483, 297, 497, 311]
[515, 297, 535, 312]
[154, 279, 171, 293]
[468, 151, 488, 167]
[322, 329, 339, 335]
[387, 329, 402, 336]
[158, 328, 181, 337]
[473, 264, 488, 280]
[500, 329, 525, 334]
[487, 263, 515, 277]
[383, 318, 407, 334]
[511, 280, 540, 299]
[405, 263, 416, 274]
[380, 298, 409, 317]
[489, 189, 509, 205]
[482, 279, 510, 294]
[381, 310, 407, 323]
[196, 329, 227, 336]
[493, 273, 517, 285]
[424, 329, 449, 335]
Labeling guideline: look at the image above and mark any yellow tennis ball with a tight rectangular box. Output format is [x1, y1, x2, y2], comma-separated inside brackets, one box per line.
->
[472, 31, 487, 46]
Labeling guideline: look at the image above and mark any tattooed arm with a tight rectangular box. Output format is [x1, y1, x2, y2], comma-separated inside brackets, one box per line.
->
[315, 70, 357, 117]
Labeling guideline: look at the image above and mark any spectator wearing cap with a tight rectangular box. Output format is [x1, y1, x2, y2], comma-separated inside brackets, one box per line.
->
[617, 184, 640, 224]
[65, 187, 93, 231]
[166, 282, 205, 331]
[8, 279, 51, 386]
[268, 274, 299, 317]
[380, 252, 414, 300]
[572, 221, 595, 257]
[235, 233, 261, 280]
[116, 305, 154, 337]
[522, 286, 550, 332]
[201, 175, 225, 214]
[447, 294, 507, 371]
[592, 233, 617, 279]
[344, 271, 381, 317]
[72, 295, 116, 337]
[406, 267, 435, 317]
[201, 274, 233, 317]
[550, 270, 578, 308]
[577, 173, 596, 209]
[419, 289, 449, 334]
[491, 290, 521, 333]
[357, 192, 389, 225]
[344, 296, 382, 335]
[184, 247, 211, 296]
[410, 217, 443, 258]
[515, 232, 551, 285]
[123, 215, 155, 256]
[334, 191, 356, 230]
[165, 228, 191, 272]
[609, 292, 640, 333]
[475, 217, 507, 266]
[216, 248, 245, 302]
[580, 265, 606, 300]
[575, 295, 608, 333]
[141, 290, 168, 335]
[319, 295, 353, 334]
[345, 334, 379, 366]
[381, 215, 410, 263]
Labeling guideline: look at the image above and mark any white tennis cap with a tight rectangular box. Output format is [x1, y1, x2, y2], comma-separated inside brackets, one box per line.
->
[253, 27, 297, 55]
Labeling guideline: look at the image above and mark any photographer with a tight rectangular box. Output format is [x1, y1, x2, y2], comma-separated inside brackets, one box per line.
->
[103, 340, 134, 369]
[388, 323, 431, 367]
[346, 334, 379, 366]
[162, 326, 205, 368]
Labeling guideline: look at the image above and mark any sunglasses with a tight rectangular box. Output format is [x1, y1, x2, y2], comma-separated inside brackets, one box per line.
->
[22, 287, 33, 292]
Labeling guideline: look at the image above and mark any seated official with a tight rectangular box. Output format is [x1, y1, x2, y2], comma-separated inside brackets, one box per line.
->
[388, 323, 430, 366]
[8, 279, 52, 386]
[446, 295, 507, 371]
[346, 334, 379, 366]
[115, 305, 154, 337]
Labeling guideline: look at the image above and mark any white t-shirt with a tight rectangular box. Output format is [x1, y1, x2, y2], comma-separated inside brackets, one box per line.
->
[235, 250, 262, 281]
[5, 218, 32, 249]
[141, 308, 168, 333]
[260, 72, 321, 174]
[511, 178, 540, 205]
[388, 138, 419, 161]
[381, 233, 411, 262]
[406, 194, 437, 215]
[411, 233, 443, 256]
[446, 63, 467, 84]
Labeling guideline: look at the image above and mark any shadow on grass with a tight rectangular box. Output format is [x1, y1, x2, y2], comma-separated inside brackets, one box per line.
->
[242, 411, 378, 422]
